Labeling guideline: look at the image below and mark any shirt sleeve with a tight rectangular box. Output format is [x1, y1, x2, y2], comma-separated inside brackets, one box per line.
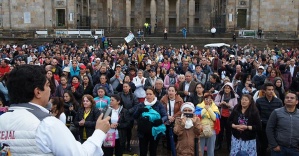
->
[36, 117, 106, 156]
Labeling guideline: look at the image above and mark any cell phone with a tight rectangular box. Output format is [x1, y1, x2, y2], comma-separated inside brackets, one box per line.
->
[249, 84, 252, 88]
[184, 113, 193, 118]
[103, 107, 112, 119]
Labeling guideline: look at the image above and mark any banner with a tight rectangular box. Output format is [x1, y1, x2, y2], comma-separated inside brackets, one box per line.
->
[124, 33, 135, 43]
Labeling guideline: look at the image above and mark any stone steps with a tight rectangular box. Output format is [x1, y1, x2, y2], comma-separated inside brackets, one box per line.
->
[1, 37, 298, 49]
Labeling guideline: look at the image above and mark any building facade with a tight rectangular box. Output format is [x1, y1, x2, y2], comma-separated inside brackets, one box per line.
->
[0, 0, 298, 33]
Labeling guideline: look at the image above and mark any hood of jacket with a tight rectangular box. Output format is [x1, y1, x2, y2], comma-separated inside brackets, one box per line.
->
[218, 82, 239, 99]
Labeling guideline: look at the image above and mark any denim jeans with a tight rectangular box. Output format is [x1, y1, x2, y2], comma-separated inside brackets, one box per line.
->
[271, 146, 299, 156]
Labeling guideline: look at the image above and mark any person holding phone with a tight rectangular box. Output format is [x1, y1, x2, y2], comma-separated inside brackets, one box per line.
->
[242, 80, 257, 96]
[174, 102, 202, 156]
[214, 82, 238, 150]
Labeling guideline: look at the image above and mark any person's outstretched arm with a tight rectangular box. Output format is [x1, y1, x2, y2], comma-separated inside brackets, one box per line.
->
[36, 114, 110, 156]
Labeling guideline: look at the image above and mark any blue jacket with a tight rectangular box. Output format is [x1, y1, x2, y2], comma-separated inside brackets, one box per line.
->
[70, 66, 80, 77]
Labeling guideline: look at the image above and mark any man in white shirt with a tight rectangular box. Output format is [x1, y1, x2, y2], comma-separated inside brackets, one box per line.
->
[0, 65, 110, 156]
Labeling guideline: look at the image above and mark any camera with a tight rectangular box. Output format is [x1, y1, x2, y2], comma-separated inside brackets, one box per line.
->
[249, 84, 252, 88]
[184, 113, 193, 118]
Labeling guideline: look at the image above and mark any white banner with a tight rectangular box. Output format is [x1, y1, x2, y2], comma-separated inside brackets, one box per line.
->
[124, 33, 135, 43]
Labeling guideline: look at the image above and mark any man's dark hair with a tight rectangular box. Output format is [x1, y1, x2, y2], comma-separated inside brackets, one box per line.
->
[286, 91, 298, 100]
[7, 65, 47, 104]
[263, 82, 274, 90]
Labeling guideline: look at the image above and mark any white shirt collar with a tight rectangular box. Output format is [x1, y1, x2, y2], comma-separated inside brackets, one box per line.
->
[29, 102, 50, 114]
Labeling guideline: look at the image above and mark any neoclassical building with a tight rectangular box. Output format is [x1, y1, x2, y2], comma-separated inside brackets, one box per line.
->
[0, 0, 298, 33]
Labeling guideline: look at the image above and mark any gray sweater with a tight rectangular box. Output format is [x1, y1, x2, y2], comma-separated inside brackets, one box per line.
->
[266, 107, 299, 149]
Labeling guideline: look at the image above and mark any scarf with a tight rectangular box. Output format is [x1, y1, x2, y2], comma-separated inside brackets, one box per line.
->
[72, 82, 80, 90]
[144, 97, 157, 107]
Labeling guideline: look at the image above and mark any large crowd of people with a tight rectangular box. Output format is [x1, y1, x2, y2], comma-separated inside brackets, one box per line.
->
[0, 39, 299, 156]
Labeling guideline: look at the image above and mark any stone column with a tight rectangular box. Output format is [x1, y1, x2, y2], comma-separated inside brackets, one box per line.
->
[112, 0, 120, 27]
[107, 0, 112, 28]
[176, 0, 180, 31]
[134, 0, 145, 29]
[156, 0, 165, 32]
[90, 0, 98, 29]
[179, 0, 188, 28]
[150, 0, 156, 33]
[189, 0, 195, 33]
[199, 0, 211, 31]
[164, 0, 169, 29]
[126, 0, 131, 29]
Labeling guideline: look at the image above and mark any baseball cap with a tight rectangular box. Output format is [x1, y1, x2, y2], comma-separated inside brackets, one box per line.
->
[80, 64, 86, 69]
[258, 66, 264, 70]
[63, 67, 70, 72]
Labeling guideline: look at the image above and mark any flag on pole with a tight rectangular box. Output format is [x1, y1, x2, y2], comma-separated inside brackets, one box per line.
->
[124, 32, 135, 43]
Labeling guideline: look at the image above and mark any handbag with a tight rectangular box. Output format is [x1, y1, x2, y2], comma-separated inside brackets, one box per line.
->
[103, 131, 116, 147]
[200, 122, 213, 138]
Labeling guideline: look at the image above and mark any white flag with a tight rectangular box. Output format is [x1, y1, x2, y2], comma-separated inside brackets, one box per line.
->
[124, 33, 135, 43]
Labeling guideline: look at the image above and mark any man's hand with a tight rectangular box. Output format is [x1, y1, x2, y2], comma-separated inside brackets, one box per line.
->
[96, 113, 111, 133]
[273, 146, 281, 152]
[184, 91, 189, 96]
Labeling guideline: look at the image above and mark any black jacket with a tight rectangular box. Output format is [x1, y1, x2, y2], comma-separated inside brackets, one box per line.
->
[256, 97, 283, 125]
[228, 107, 262, 141]
[74, 107, 101, 139]
[83, 84, 94, 95]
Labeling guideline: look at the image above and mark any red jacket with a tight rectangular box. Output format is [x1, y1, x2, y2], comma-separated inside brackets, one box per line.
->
[0, 65, 10, 77]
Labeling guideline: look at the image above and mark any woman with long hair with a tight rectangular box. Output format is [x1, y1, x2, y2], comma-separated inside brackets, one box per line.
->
[74, 94, 101, 143]
[63, 90, 80, 140]
[102, 94, 130, 156]
[228, 94, 262, 156]
[51, 97, 66, 124]
[188, 83, 205, 107]
[264, 68, 281, 84]
[46, 70, 59, 97]
[82, 75, 94, 95]
[118, 82, 139, 151]
[214, 82, 239, 150]
[195, 93, 221, 156]
[273, 77, 285, 101]
[133, 87, 167, 156]
[160, 86, 183, 151]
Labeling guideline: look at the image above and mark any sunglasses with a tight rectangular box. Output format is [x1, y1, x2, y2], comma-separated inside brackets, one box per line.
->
[183, 109, 193, 112]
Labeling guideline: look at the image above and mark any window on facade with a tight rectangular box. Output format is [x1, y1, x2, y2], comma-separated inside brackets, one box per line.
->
[57, 9, 66, 27]
[195, 1, 200, 12]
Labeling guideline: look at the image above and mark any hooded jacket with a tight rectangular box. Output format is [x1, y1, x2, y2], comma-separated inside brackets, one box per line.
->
[214, 83, 239, 116]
